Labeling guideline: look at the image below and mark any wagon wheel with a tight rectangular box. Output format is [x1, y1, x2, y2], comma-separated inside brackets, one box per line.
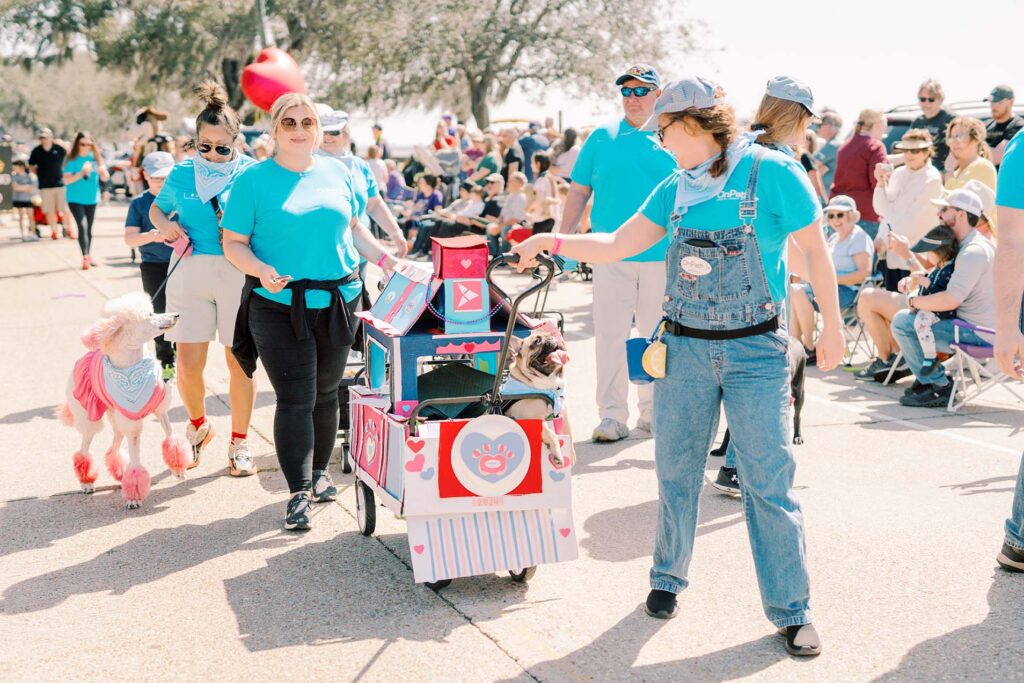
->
[354, 480, 376, 536]
[340, 444, 353, 474]
[425, 579, 452, 591]
[509, 567, 537, 583]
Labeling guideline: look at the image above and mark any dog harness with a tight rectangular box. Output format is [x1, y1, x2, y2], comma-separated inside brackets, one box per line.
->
[499, 377, 564, 417]
[72, 350, 166, 422]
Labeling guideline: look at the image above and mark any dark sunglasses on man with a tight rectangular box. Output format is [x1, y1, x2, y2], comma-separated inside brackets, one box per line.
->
[621, 85, 654, 98]
[919, 96, 937, 103]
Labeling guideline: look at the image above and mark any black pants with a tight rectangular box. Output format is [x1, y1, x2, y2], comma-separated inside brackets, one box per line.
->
[68, 202, 97, 257]
[139, 261, 175, 367]
[249, 294, 356, 493]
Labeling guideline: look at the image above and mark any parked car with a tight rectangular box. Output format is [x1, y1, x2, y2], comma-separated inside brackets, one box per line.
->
[883, 100, 1024, 152]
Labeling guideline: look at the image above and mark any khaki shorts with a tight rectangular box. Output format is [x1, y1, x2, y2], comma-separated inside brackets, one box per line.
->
[165, 254, 244, 345]
[40, 187, 66, 215]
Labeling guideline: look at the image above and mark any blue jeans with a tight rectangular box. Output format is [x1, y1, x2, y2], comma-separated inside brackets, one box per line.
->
[1006, 455, 1024, 551]
[651, 331, 811, 628]
[890, 311, 988, 386]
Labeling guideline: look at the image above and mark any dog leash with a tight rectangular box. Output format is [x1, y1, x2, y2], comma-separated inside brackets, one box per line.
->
[151, 238, 194, 299]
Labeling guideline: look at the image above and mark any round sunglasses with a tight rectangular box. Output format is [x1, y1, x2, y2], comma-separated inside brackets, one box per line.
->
[621, 85, 654, 98]
[281, 117, 317, 132]
[826, 211, 847, 220]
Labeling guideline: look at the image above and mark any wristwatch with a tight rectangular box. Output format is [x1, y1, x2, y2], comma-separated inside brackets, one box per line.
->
[907, 294, 917, 311]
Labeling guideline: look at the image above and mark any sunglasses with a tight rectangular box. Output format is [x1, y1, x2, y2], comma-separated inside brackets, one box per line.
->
[655, 120, 677, 143]
[621, 85, 654, 98]
[948, 133, 970, 142]
[281, 117, 317, 131]
[902, 147, 927, 154]
[919, 96, 937, 103]
[323, 130, 342, 137]
[197, 142, 233, 156]
[826, 211, 847, 220]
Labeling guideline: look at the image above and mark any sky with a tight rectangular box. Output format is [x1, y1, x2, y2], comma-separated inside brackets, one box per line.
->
[348, 0, 1024, 151]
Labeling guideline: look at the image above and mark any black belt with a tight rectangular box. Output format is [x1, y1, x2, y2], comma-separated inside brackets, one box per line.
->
[665, 316, 779, 340]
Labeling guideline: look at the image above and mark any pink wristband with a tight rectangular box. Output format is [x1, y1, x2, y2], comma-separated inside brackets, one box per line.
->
[551, 235, 563, 256]
[376, 253, 389, 268]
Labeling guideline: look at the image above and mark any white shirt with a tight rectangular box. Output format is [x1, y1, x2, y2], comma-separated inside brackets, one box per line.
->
[872, 164, 943, 271]
[367, 158, 388, 189]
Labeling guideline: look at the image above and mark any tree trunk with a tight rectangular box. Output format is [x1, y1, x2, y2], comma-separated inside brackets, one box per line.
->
[221, 57, 245, 111]
[470, 77, 491, 130]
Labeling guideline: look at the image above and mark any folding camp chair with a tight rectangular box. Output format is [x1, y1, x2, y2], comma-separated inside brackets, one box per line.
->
[841, 276, 878, 366]
[946, 320, 1024, 412]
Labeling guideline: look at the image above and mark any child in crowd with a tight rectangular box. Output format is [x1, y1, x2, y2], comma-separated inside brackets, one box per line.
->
[123, 151, 177, 378]
[486, 171, 527, 256]
[399, 173, 444, 238]
[11, 159, 39, 241]
[901, 225, 959, 382]
[384, 159, 412, 203]
[408, 182, 486, 259]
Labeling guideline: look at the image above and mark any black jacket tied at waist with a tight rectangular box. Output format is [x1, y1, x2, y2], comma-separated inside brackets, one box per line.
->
[232, 272, 360, 378]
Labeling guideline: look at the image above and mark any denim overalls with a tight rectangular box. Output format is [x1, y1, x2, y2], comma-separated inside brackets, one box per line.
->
[650, 145, 812, 628]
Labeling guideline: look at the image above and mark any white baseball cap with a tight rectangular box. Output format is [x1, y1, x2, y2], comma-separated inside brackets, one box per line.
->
[961, 179, 995, 220]
[930, 188, 983, 217]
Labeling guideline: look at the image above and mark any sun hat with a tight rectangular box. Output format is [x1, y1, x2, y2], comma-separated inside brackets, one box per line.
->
[824, 195, 857, 213]
[639, 76, 725, 132]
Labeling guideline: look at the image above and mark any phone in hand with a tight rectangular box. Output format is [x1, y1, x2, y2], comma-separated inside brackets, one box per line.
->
[272, 275, 293, 285]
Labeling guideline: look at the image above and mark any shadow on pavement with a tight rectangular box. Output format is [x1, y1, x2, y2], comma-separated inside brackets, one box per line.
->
[942, 475, 1017, 497]
[168, 390, 278, 421]
[0, 471, 222, 560]
[571, 435, 656, 476]
[500, 608, 787, 681]
[0, 404, 58, 425]
[872, 571, 1024, 681]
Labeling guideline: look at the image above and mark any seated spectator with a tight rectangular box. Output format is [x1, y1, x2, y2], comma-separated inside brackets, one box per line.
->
[432, 174, 505, 241]
[944, 116, 997, 191]
[790, 195, 874, 359]
[366, 145, 388, 188]
[527, 151, 562, 234]
[486, 171, 528, 256]
[873, 129, 944, 291]
[890, 188, 996, 407]
[467, 134, 501, 186]
[433, 120, 456, 150]
[384, 159, 412, 202]
[984, 85, 1023, 168]
[899, 225, 959, 384]
[499, 129, 525, 182]
[408, 182, 485, 260]
[832, 108, 888, 239]
[550, 127, 579, 180]
[398, 173, 444, 236]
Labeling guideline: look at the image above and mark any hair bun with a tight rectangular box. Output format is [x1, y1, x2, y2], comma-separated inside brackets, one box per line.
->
[194, 80, 229, 110]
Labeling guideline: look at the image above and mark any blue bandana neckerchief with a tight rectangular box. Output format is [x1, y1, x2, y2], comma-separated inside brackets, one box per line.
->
[670, 129, 764, 222]
[193, 152, 241, 204]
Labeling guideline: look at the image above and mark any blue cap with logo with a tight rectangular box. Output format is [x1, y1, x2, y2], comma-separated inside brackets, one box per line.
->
[766, 75, 819, 117]
[985, 85, 1014, 102]
[615, 63, 661, 88]
[141, 151, 175, 179]
[639, 76, 725, 132]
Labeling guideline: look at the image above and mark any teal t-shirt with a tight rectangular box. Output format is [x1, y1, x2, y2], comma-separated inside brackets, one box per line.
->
[221, 156, 362, 308]
[64, 153, 102, 205]
[154, 154, 256, 256]
[997, 129, 1024, 209]
[334, 152, 380, 266]
[640, 146, 822, 301]
[571, 118, 676, 262]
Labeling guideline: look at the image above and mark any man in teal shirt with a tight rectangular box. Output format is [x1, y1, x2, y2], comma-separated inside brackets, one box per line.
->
[562, 63, 676, 441]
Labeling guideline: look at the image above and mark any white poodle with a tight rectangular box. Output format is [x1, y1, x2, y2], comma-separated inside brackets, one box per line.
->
[57, 293, 190, 508]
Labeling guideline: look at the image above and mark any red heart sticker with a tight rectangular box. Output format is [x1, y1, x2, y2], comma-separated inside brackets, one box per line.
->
[407, 439, 425, 453]
[464, 343, 475, 353]
[241, 48, 307, 112]
[413, 545, 425, 554]
[559, 528, 571, 538]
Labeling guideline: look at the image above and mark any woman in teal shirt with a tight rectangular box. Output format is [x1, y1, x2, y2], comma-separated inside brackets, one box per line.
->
[149, 81, 257, 478]
[222, 92, 402, 531]
[63, 132, 109, 270]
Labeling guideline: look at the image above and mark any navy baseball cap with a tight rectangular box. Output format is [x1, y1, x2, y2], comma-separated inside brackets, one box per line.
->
[615, 64, 661, 88]
[639, 76, 724, 132]
[766, 75, 819, 117]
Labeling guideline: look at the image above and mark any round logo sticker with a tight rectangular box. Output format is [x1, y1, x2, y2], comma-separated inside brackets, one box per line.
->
[681, 256, 712, 276]
[451, 415, 531, 497]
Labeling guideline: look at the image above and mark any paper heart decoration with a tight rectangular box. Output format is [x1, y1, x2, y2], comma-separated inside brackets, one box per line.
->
[420, 467, 435, 481]
[407, 439, 425, 453]
[461, 432, 527, 483]
[241, 48, 307, 112]
[405, 453, 425, 473]
[460, 259, 473, 269]
[559, 528, 571, 538]
[413, 545, 425, 554]
[548, 470, 566, 482]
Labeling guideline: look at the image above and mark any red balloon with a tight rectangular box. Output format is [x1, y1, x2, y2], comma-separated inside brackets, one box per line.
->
[240, 48, 307, 112]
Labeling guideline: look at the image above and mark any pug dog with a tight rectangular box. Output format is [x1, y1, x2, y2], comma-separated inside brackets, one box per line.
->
[501, 324, 575, 468]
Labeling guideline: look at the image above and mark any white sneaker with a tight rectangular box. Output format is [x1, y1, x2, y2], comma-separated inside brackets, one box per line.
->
[185, 421, 214, 470]
[592, 418, 629, 443]
[228, 438, 257, 477]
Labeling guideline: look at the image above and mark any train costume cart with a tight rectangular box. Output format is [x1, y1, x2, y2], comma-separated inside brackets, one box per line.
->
[349, 236, 576, 590]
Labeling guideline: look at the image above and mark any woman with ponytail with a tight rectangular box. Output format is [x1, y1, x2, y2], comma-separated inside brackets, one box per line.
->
[149, 81, 258, 478]
[511, 76, 841, 657]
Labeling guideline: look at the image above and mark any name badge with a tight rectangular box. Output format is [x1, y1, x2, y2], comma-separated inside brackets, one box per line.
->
[681, 255, 712, 276]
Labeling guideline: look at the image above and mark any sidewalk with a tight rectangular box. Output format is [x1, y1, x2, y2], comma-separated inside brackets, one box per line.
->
[1, 205, 1023, 681]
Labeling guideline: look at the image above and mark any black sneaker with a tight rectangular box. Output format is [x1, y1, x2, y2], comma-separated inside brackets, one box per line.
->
[312, 469, 338, 503]
[778, 623, 821, 657]
[804, 346, 817, 366]
[899, 382, 955, 408]
[285, 491, 312, 531]
[855, 356, 892, 381]
[644, 589, 678, 619]
[997, 543, 1024, 572]
[903, 380, 928, 397]
[712, 466, 740, 496]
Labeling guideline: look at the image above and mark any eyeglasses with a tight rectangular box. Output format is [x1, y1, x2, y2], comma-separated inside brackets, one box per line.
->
[656, 120, 677, 143]
[323, 130, 342, 137]
[197, 142, 233, 156]
[281, 117, 317, 131]
[919, 96, 937, 103]
[948, 133, 970, 142]
[826, 211, 847, 220]
[621, 85, 654, 98]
